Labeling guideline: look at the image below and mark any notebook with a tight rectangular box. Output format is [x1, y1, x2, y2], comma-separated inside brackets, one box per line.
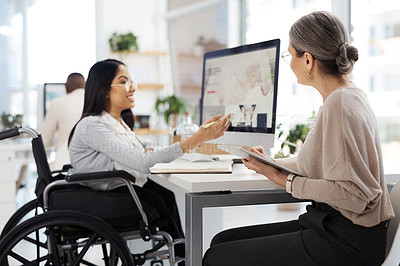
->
[180, 152, 219, 162]
[149, 161, 233, 174]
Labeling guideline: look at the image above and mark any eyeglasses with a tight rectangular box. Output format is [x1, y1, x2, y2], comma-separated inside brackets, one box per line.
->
[110, 79, 138, 92]
[281, 51, 304, 64]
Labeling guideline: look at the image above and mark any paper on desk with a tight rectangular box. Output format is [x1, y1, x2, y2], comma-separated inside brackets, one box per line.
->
[149, 161, 233, 174]
[180, 152, 219, 162]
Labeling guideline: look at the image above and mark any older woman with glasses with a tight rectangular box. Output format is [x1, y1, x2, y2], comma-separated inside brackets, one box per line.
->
[203, 11, 394, 266]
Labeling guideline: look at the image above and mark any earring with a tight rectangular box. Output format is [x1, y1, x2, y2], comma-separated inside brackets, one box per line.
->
[307, 72, 311, 76]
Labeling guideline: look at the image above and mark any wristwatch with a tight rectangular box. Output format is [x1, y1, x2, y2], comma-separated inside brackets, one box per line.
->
[286, 173, 296, 193]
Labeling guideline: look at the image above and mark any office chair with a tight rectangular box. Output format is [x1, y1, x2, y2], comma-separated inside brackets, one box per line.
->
[0, 126, 184, 265]
[382, 180, 400, 266]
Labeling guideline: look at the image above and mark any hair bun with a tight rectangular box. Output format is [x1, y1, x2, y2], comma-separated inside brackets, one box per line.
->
[336, 43, 358, 75]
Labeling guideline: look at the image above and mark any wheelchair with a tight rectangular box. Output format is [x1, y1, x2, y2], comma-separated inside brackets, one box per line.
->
[0, 126, 184, 265]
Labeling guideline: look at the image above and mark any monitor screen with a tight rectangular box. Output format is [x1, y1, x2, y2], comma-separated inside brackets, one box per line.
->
[200, 39, 280, 150]
[36, 83, 66, 129]
[43, 83, 66, 116]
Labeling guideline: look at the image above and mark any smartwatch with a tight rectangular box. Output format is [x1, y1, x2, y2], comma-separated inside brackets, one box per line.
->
[286, 173, 296, 193]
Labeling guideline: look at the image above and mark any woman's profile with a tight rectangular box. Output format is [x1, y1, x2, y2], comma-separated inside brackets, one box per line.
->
[203, 11, 394, 266]
[68, 58, 231, 259]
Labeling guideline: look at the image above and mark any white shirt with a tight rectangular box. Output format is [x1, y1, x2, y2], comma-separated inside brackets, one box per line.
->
[69, 112, 183, 190]
[40, 88, 84, 170]
[100, 111, 148, 186]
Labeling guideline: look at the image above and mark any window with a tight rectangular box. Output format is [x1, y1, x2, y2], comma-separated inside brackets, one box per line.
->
[245, 0, 332, 154]
[0, 0, 95, 129]
[246, 0, 400, 171]
[167, 0, 232, 121]
[351, 0, 400, 172]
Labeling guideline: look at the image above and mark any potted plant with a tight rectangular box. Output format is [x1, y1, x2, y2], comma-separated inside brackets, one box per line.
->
[275, 111, 315, 158]
[278, 123, 310, 154]
[155, 95, 186, 128]
[109, 32, 139, 53]
[1, 112, 23, 129]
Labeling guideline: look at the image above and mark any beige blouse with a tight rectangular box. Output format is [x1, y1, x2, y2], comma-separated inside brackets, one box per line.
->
[277, 87, 395, 227]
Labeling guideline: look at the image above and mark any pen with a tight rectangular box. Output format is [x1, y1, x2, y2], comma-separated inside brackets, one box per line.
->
[202, 118, 222, 129]
[202, 114, 233, 129]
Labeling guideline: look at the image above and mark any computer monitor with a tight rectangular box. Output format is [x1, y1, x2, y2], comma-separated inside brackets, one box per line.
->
[37, 83, 66, 129]
[200, 39, 280, 151]
[43, 83, 67, 116]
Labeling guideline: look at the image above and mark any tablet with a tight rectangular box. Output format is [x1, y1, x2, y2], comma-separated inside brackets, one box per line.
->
[217, 145, 301, 176]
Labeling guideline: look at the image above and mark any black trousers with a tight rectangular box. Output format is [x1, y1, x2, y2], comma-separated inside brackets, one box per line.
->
[203, 202, 388, 266]
[133, 178, 184, 239]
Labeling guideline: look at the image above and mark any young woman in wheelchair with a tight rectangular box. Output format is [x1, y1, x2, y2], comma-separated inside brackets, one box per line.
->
[68, 58, 231, 258]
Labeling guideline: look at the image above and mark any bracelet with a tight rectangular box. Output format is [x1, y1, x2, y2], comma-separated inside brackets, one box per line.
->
[286, 173, 296, 193]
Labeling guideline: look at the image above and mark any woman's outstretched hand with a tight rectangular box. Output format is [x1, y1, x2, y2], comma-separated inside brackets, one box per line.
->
[180, 114, 231, 153]
[198, 114, 232, 141]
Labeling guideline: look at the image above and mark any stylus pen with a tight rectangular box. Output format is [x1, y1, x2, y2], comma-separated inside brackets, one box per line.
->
[202, 118, 222, 129]
[203, 114, 233, 129]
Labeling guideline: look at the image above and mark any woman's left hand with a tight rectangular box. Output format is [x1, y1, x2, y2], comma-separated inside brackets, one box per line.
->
[242, 152, 287, 187]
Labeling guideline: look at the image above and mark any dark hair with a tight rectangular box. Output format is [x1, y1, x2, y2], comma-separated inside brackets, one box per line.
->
[289, 11, 359, 76]
[68, 59, 135, 144]
[65, 72, 85, 93]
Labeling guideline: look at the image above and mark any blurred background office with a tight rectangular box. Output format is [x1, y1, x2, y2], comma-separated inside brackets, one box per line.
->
[1, 0, 399, 165]
[1, 0, 400, 247]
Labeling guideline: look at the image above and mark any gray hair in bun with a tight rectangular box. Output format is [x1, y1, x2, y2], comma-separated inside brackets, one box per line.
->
[289, 11, 359, 76]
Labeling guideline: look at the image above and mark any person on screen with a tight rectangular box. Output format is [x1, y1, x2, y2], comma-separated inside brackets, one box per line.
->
[40, 72, 85, 171]
[68, 59, 231, 258]
[203, 11, 394, 266]
[238, 104, 256, 127]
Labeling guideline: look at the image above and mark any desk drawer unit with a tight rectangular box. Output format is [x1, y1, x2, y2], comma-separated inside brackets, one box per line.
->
[0, 150, 17, 231]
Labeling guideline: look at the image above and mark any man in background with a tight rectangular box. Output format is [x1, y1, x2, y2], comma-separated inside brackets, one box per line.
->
[41, 72, 85, 170]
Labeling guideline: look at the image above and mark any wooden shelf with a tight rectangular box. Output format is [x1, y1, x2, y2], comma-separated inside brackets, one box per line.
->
[181, 84, 201, 91]
[132, 51, 169, 56]
[109, 51, 170, 91]
[178, 53, 203, 58]
[111, 50, 169, 56]
[135, 128, 172, 135]
[137, 83, 166, 90]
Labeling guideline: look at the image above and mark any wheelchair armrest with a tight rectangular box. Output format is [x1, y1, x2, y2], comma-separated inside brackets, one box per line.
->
[46, 170, 151, 236]
[51, 164, 72, 175]
[66, 170, 136, 184]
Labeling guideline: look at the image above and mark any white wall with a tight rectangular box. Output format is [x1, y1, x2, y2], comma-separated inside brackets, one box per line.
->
[96, 0, 168, 58]
[95, 0, 170, 122]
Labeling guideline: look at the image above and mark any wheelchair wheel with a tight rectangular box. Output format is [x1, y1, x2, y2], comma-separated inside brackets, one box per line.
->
[0, 210, 134, 265]
[0, 199, 43, 238]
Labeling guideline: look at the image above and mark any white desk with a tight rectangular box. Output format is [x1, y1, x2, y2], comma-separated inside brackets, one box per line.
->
[150, 160, 400, 266]
[149, 162, 303, 266]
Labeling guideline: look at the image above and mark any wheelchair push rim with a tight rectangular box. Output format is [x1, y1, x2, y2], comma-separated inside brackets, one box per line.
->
[0, 199, 43, 239]
[0, 210, 134, 265]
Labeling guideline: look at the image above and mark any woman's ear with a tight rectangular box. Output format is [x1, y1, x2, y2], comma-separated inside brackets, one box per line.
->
[304, 52, 315, 74]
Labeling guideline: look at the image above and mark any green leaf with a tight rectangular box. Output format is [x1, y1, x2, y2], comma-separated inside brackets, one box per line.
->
[154, 95, 186, 125]
[109, 32, 138, 52]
